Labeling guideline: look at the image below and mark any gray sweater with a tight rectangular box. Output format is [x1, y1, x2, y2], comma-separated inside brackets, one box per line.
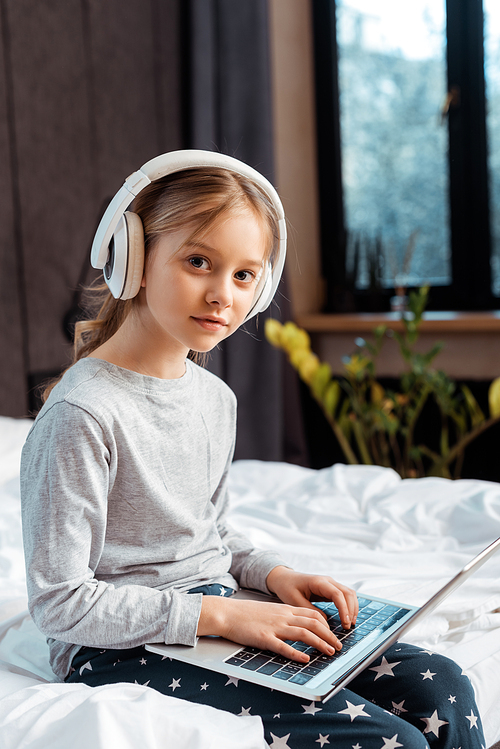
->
[21, 358, 284, 680]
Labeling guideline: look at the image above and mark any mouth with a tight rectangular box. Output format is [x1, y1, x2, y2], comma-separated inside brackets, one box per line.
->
[191, 316, 228, 331]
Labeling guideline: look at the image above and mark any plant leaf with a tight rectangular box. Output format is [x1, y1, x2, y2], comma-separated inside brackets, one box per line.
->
[264, 318, 283, 347]
[488, 377, 500, 417]
[461, 384, 485, 427]
[311, 362, 332, 401]
[298, 352, 320, 385]
[323, 379, 341, 418]
[371, 382, 385, 404]
[422, 341, 444, 366]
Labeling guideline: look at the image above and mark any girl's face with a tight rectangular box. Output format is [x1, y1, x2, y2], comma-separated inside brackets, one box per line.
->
[138, 207, 269, 356]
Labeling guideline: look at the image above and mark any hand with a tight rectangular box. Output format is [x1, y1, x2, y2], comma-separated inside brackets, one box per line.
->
[198, 595, 341, 664]
[266, 566, 359, 630]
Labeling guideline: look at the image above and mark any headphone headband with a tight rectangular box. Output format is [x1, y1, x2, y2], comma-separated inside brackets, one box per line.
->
[90, 150, 287, 319]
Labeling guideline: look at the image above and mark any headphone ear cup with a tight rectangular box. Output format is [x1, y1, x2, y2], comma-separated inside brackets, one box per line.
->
[120, 212, 145, 300]
[245, 263, 273, 321]
[261, 265, 273, 307]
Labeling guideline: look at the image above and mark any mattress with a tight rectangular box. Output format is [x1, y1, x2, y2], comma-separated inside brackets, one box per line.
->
[1, 415, 499, 747]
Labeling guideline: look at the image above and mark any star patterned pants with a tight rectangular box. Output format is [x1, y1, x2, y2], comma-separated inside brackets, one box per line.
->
[67, 585, 485, 749]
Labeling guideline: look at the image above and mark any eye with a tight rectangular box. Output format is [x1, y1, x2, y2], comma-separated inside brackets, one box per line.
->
[189, 256, 209, 270]
[234, 270, 255, 283]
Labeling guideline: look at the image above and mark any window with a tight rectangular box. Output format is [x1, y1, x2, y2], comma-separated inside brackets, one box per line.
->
[485, 0, 500, 295]
[313, 0, 499, 312]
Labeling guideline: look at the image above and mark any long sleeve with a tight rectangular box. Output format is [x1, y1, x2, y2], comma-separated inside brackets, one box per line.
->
[212, 441, 287, 593]
[20, 357, 285, 681]
[21, 402, 203, 654]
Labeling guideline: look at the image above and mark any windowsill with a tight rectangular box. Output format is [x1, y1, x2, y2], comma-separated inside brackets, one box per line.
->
[296, 311, 500, 333]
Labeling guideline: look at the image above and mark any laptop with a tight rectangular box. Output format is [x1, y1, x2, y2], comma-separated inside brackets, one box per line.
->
[146, 535, 500, 703]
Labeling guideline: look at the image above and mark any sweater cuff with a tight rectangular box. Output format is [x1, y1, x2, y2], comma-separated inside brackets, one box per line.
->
[239, 551, 290, 595]
[163, 590, 203, 646]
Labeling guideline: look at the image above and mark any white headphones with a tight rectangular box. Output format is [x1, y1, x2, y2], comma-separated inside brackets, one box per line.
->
[90, 150, 287, 321]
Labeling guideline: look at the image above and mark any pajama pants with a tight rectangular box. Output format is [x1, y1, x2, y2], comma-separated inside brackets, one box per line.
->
[67, 585, 485, 749]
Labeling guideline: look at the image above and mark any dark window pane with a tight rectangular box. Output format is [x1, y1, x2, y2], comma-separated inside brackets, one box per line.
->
[485, 0, 500, 296]
[337, 0, 450, 290]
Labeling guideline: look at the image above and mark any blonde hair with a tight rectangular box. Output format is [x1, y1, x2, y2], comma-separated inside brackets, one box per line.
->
[42, 167, 280, 403]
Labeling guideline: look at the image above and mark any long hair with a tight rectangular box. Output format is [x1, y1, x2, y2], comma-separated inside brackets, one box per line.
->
[42, 166, 280, 403]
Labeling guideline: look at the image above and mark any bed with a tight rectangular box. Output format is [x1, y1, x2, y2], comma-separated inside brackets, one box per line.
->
[1, 415, 500, 748]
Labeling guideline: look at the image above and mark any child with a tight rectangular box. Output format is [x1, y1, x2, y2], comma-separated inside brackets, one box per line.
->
[21, 151, 484, 749]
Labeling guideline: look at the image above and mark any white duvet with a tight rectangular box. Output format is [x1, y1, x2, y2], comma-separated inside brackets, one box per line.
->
[1, 416, 500, 748]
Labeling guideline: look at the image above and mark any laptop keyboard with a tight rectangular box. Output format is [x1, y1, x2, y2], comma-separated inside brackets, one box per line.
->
[224, 597, 409, 686]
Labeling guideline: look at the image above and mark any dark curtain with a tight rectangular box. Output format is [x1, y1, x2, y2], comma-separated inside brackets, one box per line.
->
[0, 0, 184, 416]
[181, 0, 307, 464]
[0, 0, 307, 465]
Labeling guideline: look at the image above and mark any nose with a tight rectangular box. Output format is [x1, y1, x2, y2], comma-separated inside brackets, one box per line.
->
[205, 273, 233, 309]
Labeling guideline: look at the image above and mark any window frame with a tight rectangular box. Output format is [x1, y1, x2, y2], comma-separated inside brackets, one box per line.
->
[312, 0, 497, 312]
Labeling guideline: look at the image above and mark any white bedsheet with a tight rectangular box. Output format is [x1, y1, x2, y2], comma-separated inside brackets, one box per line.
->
[228, 460, 500, 746]
[1, 415, 500, 747]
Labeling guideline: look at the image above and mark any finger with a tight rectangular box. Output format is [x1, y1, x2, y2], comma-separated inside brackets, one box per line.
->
[269, 639, 312, 664]
[270, 635, 336, 664]
[335, 584, 359, 623]
[287, 588, 351, 632]
[324, 587, 353, 629]
[271, 607, 341, 651]
[313, 579, 358, 628]
[328, 584, 359, 624]
[346, 588, 359, 623]
[288, 613, 343, 649]
[294, 607, 339, 638]
[286, 594, 330, 622]
[286, 624, 342, 655]
[285, 603, 331, 624]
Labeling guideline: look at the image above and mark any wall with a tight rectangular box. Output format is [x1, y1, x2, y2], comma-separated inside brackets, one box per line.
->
[314, 330, 500, 380]
[268, 0, 323, 317]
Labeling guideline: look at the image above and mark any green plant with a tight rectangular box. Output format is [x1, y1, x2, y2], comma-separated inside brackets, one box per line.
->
[265, 287, 500, 479]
